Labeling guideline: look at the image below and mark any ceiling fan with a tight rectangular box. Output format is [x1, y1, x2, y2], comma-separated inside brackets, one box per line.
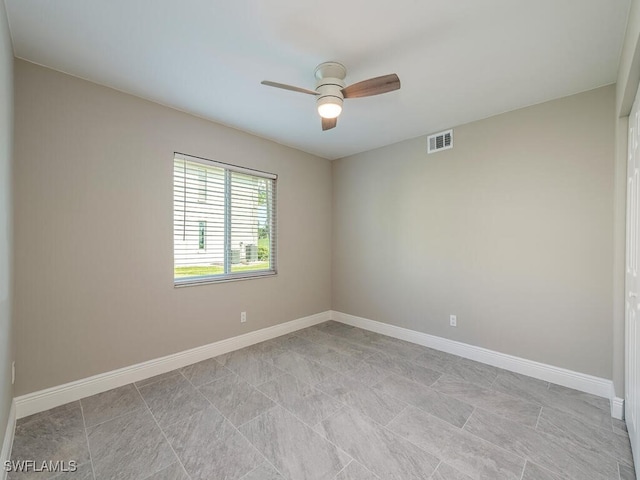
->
[261, 62, 400, 131]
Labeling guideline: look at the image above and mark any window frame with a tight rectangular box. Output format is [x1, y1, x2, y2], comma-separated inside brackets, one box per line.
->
[173, 152, 277, 287]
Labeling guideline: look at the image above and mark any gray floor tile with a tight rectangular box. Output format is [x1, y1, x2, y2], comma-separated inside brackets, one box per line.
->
[265, 332, 299, 346]
[163, 405, 262, 480]
[491, 371, 550, 402]
[335, 461, 380, 480]
[521, 462, 568, 480]
[274, 334, 318, 352]
[289, 339, 363, 372]
[137, 374, 210, 428]
[316, 406, 440, 480]
[134, 370, 182, 388]
[378, 337, 429, 358]
[370, 337, 427, 360]
[463, 408, 618, 479]
[314, 321, 356, 336]
[307, 330, 379, 359]
[620, 463, 637, 480]
[87, 409, 176, 480]
[15, 402, 79, 427]
[142, 463, 188, 480]
[81, 384, 145, 427]
[294, 326, 341, 343]
[10, 402, 90, 480]
[314, 349, 364, 372]
[198, 374, 276, 426]
[272, 351, 337, 385]
[257, 373, 343, 426]
[336, 328, 388, 346]
[492, 372, 612, 430]
[546, 384, 612, 429]
[432, 375, 541, 426]
[613, 417, 628, 434]
[536, 406, 633, 467]
[239, 406, 350, 480]
[335, 338, 382, 359]
[48, 462, 94, 480]
[548, 384, 611, 412]
[220, 354, 285, 386]
[316, 373, 407, 425]
[342, 361, 392, 387]
[365, 352, 442, 387]
[241, 341, 289, 363]
[431, 462, 474, 480]
[215, 348, 258, 367]
[341, 330, 425, 359]
[373, 374, 473, 427]
[387, 406, 525, 480]
[441, 358, 499, 388]
[179, 357, 232, 387]
[241, 463, 284, 480]
[413, 349, 460, 374]
[233, 355, 284, 385]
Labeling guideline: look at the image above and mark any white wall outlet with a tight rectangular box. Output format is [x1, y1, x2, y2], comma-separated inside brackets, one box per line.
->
[241, 311, 247, 323]
[11, 361, 15, 385]
[449, 315, 457, 327]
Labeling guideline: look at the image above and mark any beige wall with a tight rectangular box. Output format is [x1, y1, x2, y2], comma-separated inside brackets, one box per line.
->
[0, 0, 13, 447]
[332, 86, 615, 379]
[13, 60, 332, 395]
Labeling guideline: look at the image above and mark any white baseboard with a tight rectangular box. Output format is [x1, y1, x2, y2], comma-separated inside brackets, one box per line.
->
[1, 400, 16, 480]
[14, 311, 331, 419]
[612, 396, 625, 421]
[330, 311, 623, 419]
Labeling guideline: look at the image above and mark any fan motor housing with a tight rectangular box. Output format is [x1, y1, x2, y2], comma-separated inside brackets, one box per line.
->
[314, 62, 346, 109]
[314, 62, 347, 81]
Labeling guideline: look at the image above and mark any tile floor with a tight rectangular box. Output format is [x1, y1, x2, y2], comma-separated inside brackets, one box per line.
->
[7, 321, 637, 480]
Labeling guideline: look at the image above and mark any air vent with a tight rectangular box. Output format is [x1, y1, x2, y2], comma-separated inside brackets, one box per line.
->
[427, 129, 453, 154]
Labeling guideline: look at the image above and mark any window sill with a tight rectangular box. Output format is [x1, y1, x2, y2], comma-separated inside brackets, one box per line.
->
[174, 270, 277, 288]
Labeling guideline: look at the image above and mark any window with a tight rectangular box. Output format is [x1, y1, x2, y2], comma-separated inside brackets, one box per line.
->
[173, 153, 277, 285]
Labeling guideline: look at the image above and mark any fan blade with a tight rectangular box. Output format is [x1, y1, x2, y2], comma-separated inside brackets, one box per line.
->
[342, 74, 400, 99]
[261, 81, 320, 96]
[322, 117, 337, 131]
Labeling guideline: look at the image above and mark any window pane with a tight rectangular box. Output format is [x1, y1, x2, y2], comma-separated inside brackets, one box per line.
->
[230, 172, 270, 273]
[174, 162, 225, 279]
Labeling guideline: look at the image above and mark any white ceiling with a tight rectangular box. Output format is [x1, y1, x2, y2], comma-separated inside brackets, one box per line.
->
[4, 0, 631, 160]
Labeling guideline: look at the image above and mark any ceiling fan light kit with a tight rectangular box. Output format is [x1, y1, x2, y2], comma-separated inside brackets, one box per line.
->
[317, 97, 343, 119]
[261, 61, 400, 131]
[314, 62, 346, 119]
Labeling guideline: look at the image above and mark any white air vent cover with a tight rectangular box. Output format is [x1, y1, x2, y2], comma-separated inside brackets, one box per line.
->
[427, 129, 453, 154]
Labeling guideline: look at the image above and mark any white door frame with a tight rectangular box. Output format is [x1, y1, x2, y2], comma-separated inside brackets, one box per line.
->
[625, 85, 640, 468]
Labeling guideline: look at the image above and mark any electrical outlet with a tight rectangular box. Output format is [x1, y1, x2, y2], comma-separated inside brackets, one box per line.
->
[11, 361, 15, 385]
[241, 311, 247, 323]
[449, 315, 457, 327]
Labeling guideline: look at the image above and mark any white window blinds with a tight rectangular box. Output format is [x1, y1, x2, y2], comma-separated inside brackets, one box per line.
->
[173, 153, 277, 285]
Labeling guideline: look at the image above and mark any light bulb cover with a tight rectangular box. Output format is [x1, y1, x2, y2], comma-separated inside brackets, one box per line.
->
[317, 96, 343, 119]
